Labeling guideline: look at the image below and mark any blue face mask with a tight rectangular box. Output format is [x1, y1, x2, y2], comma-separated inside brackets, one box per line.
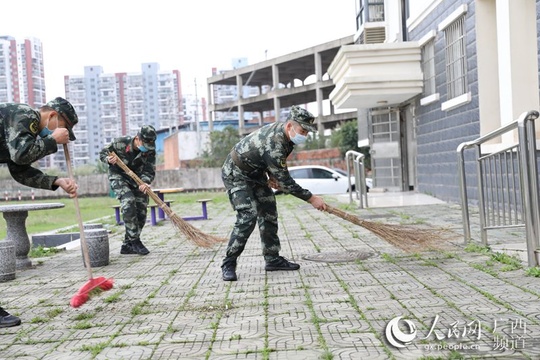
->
[138, 145, 148, 153]
[290, 127, 308, 145]
[39, 127, 52, 138]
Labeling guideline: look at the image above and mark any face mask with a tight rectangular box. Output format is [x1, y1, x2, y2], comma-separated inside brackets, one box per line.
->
[138, 145, 148, 153]
[290, 126, 307, 145]
[39, 127, 52, 138]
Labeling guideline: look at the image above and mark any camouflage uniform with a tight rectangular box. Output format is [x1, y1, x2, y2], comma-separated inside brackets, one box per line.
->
[221, 120, 313, 267]
[99, 126, 156, 248]
[0, 99, 77, 190]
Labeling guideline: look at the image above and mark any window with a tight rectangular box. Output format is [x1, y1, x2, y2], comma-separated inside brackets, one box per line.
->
[289, 169, 310, 179]
[422, 40, 436, 95]
[311, 168, 334, 179]
[444, 16, 467, 99]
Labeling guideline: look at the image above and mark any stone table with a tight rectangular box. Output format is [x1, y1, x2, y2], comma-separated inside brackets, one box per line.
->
[0, 203, 65, 271]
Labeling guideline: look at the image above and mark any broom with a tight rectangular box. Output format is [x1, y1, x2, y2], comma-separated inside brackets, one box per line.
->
[109, 152, 226, 248]
[324, 204, 451, 252]
[64, 144, 113, 308]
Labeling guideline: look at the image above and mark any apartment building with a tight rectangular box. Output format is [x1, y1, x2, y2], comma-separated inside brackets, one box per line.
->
[65, 63, 183, 166]
[0, 36, 46, 107]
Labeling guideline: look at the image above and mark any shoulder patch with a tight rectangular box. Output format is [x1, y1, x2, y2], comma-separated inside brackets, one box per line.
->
[29, 120, 39, 134]
[280, 158, 287, 168]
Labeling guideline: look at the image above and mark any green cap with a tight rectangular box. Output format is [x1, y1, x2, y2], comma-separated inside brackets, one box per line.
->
[45, 97, 78, 141]
[287, 105, 316, 132]
[138, 125, 156, 151]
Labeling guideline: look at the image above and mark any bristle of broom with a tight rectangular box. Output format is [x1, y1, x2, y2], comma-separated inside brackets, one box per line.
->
[170, 213, 227, 248]
[325, 205, 452, 252]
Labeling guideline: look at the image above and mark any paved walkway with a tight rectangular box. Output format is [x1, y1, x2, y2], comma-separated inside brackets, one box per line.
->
[0, 192, 538, 359]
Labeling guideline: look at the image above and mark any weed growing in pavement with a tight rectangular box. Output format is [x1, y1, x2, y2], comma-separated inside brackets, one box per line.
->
[525, 267, 540, 277]
[464, 242, 491, 253]
[29, 245, 62, 258]
[73, 320, 93, 329]
[490, 252, 522, 271]
[73, 313, 94, 321]
[381, 253, 396, 263]
[29, 316, 47, 324]
[471, 263, 498, 277]
[79, 342, 107, 357]
[45, 308, 63, 318]
[103, 292, 121, 303]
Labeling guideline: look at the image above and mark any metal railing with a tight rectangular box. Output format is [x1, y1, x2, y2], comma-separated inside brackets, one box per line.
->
[345, 150, 368, 208]
[457, 110, 540, 266]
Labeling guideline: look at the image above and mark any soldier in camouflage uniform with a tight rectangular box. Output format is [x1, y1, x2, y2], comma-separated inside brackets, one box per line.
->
[221, 105, 327, 281]
[0, 97, 79, 328]
[100, 125, 157, 256]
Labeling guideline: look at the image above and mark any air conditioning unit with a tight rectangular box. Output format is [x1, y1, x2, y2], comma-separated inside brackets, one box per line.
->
[359, 26, 386, 44]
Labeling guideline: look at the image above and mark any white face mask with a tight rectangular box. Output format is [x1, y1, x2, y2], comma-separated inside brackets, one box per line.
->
[290, 126, 307, 145]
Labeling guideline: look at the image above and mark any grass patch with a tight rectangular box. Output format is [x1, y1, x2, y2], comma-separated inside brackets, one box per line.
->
[525, 267, 540, 277]
[29, 245, 63, 258]
[464, 242, 491, 254]
[490, 252, 522, 271]
[0, 191, 228, 239]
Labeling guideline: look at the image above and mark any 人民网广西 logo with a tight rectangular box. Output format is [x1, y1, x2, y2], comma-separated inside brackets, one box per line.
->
[385, 316, 418, 348]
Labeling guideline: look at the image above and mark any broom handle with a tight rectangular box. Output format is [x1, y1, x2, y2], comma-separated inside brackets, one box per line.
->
[109, 152, 168, 211]
[63, 144, 93, 279]
[324, 204, 364, 226]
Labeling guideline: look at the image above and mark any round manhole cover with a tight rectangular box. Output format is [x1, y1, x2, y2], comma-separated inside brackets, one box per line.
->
[302, 251, 375, 263]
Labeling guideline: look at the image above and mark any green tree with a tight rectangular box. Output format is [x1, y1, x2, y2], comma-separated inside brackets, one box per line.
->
[330, 119, 371, 169]
[201, 126, 241, 167]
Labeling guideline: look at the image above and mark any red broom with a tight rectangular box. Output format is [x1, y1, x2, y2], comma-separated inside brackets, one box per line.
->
[64, 144, 113, 307]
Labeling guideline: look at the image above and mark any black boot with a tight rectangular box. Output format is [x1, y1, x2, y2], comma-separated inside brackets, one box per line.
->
[222, 262, 237, 281]
[120, 242, 137, 255]
[131, 239, 150, 255]
[0, 307, 21, 328]
[265, 256, 300, 271]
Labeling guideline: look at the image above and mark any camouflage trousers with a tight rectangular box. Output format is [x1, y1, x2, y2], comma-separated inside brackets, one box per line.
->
[110, 179, 149, 243]
[221, 156, 280, 267]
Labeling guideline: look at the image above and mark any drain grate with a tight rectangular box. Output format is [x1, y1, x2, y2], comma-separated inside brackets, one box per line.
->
[302, 251, 375, 263]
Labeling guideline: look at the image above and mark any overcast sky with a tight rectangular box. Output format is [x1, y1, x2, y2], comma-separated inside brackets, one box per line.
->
[4, 0, 356, 99]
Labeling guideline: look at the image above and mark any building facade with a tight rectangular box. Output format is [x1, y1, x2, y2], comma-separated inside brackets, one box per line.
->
[65, 63, 184, 166]
[0, 36, 47, 107]
[328, 0, 540, 203]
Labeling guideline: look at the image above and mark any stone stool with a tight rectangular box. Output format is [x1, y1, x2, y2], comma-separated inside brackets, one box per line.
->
[82, 228, 110, 268]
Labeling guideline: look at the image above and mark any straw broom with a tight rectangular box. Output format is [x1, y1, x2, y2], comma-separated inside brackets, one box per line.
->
[325, 204, 450, 252]
[110, 152, 226, 248]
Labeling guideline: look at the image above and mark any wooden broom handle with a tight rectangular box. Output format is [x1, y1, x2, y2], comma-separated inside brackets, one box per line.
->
[64, 144, 93, 279]
[109, 152, 165, 207]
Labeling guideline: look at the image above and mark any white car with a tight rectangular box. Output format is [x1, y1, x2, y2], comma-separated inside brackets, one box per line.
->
[277, 165, 366, 195]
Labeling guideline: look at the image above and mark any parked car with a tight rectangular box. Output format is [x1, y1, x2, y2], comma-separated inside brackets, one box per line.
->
[275, 165, 369, 195]
[333, 168, 372, 191]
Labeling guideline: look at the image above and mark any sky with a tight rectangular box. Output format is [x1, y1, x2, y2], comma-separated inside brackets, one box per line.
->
[3, 0, 357, 99]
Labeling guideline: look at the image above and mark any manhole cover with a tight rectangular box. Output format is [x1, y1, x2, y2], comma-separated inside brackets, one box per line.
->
[302, 251, 375, 263]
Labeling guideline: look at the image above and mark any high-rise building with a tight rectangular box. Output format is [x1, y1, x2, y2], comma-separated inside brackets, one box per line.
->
[211, 58, 261, 124]
[65, 63, 183, 166]
[0, 36, 46, 107]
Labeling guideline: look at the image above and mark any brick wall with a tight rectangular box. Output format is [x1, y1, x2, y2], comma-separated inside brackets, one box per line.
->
[287, 148, 346, 170]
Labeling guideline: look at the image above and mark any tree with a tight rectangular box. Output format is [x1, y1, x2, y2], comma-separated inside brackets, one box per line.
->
[330, 119, 371, 169]
[201, 126, 241, 167]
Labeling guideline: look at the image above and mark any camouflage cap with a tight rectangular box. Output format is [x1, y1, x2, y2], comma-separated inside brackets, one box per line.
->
[138, 125, 156, 151]
[287, 105, 317, 132]
[45, 97, 78, 141]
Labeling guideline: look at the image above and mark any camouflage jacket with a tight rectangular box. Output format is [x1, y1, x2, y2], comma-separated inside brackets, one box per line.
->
[0, 103, 60, 190]
[99, 136, 156, 188]
[232, 122, 312, 201]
